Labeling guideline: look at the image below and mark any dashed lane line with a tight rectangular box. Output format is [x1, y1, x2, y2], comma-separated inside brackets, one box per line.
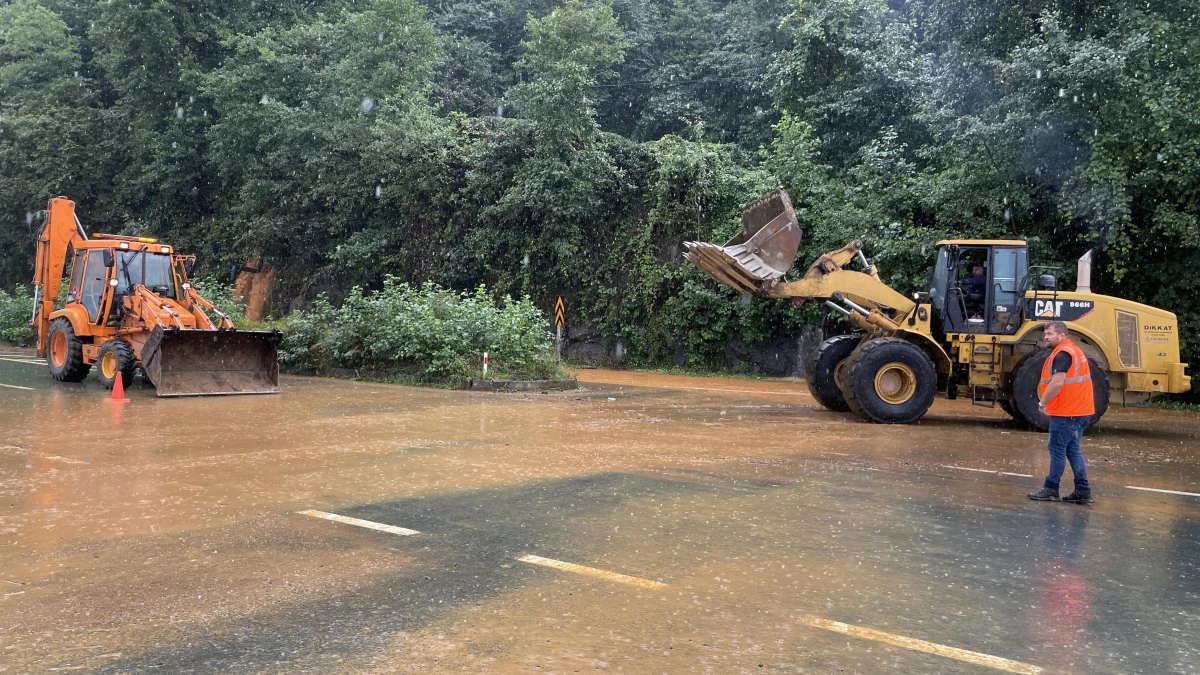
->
[298, 510, 420, 536]
[1125, 485, 1200, 498]
[517, 554, 667, 589]
[0, 383, 34, 390]
[798, 615, 1043, 675]
[941, 464, 1033, 478]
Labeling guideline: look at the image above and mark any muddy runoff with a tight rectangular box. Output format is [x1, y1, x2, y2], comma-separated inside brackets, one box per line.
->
[1, 352, 1198, 673]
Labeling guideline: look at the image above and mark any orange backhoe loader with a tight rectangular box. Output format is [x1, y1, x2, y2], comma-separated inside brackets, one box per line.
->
[31, 197, 281, 396]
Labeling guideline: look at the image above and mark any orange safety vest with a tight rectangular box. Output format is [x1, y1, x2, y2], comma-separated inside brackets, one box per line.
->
[1039, 339, 1094, 417]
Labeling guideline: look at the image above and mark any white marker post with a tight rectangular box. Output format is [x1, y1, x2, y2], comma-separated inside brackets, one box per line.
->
[482, 352, 488, 377]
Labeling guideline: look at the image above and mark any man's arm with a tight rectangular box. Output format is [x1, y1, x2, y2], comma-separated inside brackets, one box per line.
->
[1039, 351, 1073, 411]
[1039, 372, 1066, 411]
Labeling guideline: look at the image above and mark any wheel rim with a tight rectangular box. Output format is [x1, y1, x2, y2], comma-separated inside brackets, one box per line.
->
[834, 360, 847, 385]
[874, 362, 916, 405]
[50, 331, 67, 368]
[101, 351, 117, 379]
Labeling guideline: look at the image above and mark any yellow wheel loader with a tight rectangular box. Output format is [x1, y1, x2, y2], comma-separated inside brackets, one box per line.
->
[684, 189, 1190, 428]
[30, 197, 281, 396]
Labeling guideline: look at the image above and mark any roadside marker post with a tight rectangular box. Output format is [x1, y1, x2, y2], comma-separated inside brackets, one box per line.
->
[554, 297, 565, 359]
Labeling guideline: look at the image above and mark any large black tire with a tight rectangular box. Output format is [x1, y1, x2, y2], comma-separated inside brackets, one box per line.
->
[96, 339, 137, 390]
[1011, 350, 1110, 431]
[806, 335, 860, 412]
[46, 317, 90, 382]
[842, 338, 938, 424]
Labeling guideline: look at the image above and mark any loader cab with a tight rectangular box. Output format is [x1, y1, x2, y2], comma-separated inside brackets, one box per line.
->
[927, 240, 1028, 338]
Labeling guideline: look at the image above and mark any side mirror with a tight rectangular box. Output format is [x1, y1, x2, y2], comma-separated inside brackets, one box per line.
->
[184, 258, 196, 278]
[1037, 274, 1057, 290]
[102, 249, 114, 268]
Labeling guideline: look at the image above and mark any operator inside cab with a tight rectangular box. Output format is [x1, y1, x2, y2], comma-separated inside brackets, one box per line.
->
[960, 263, 987, 318]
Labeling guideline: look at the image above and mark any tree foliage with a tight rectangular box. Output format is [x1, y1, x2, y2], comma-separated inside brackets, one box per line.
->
[1, 0, 1197, 372]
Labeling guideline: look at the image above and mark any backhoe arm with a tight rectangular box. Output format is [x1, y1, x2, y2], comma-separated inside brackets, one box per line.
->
[182, 286, 236, 330]
[32, 198, 87, 355]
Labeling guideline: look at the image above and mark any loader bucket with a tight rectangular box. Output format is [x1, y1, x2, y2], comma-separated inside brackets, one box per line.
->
[684, 188, 802, 293]
[141, 327, 282, 397]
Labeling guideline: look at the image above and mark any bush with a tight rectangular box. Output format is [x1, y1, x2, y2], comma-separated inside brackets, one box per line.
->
[188, 277, 251, 327]
[278, 278, 565, 384]
[0, 285, 35, 345]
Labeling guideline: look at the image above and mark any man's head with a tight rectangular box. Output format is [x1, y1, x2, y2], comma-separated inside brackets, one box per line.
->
[1043, 320, 1069, 347]
[972, 265, 984, 277]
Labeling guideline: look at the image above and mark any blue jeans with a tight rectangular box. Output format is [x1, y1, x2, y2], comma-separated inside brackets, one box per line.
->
[1044, 415, 1091, 493]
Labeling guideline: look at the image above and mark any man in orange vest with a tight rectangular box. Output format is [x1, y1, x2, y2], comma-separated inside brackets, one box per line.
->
[1028, 321, 1095, 504]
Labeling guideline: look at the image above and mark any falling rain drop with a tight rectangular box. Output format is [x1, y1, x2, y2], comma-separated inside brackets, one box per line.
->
[1157, 153, 1164, 161]
[375, 185, 382, 198]
[26, 212, 34, 226]
[172, 141, 177, 149]
[522, 253, 530, 266]
[1058, 88, 1066, 97]
[361, 97, 376, 113]
[176, 107, 184, 120]
[1073, 95, 1078, 103]
[378, 32, 385, 43]
[188, 96, 195, 104]
[1035, 69, 1042, 79]
[497, 106, 504, 117]
[1004, 208, 1012, 222]
[260, 94, 270, 104]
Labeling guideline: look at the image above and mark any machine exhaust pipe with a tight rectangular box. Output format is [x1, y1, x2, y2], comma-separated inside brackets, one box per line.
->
[1076, 250, 1093, 293]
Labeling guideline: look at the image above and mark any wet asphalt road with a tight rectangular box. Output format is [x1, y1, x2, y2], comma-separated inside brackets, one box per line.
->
[0, 349, 1198, 674]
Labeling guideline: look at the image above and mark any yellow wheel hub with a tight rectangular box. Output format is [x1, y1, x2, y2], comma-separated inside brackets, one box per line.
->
[101, 352, 117, 379]
[874, 362, 916, 405]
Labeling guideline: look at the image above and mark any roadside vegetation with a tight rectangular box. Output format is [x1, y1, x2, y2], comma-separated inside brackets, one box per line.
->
[277, 280, 564, 385]
[0, 286, 35, 345]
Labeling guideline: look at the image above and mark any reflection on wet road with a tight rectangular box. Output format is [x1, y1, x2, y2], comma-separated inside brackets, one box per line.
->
[1, 350, 1198, 673]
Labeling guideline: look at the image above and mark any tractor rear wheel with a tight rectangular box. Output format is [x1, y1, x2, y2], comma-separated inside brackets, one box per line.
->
[843, 338, 938, 424]
[97, 339, 137, 390]
[1010, 351, 1110, 431]
[806, 334, 860, 412]
[46, 317, 90, 382]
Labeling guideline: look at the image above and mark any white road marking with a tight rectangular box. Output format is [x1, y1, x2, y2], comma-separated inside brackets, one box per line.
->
[798, 615, 1043, 674]
[517, 554, 667, 589]
[1125, 485, 1200, 498]
[0, 383, 34, 390]
[0, 357, 43, 365]
[614, 383, 810, 397]
[35, 454, 87, 465]
[298, 510, 420, 536]
[941, 464, 1033, 478]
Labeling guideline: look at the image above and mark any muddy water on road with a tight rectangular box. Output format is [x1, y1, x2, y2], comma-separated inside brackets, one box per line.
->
[1, 353, 1198, 673]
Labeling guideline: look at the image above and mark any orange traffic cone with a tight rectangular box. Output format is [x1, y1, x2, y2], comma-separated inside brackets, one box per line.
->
[107, 373, 130, 403]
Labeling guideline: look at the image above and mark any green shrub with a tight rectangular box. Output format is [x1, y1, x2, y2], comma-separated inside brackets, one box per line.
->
[0, 285, 35, 345]
[188, 277, 251, 327]
[278, 278, 565, 384]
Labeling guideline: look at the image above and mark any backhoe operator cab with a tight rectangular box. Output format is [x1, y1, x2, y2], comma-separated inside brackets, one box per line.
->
[683, 189, 1191, 430]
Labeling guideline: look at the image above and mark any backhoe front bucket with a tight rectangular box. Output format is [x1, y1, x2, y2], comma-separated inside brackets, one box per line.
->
[684, 188, 802, 293]
[142, 327, 281, 397]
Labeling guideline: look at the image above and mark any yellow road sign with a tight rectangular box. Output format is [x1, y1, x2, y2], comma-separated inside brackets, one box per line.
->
[554, 297, 565, 327]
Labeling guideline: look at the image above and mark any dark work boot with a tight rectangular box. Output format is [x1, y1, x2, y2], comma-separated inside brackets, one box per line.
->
[1027, 487, 1060, 501]
[1062, 491, 1094, 504]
